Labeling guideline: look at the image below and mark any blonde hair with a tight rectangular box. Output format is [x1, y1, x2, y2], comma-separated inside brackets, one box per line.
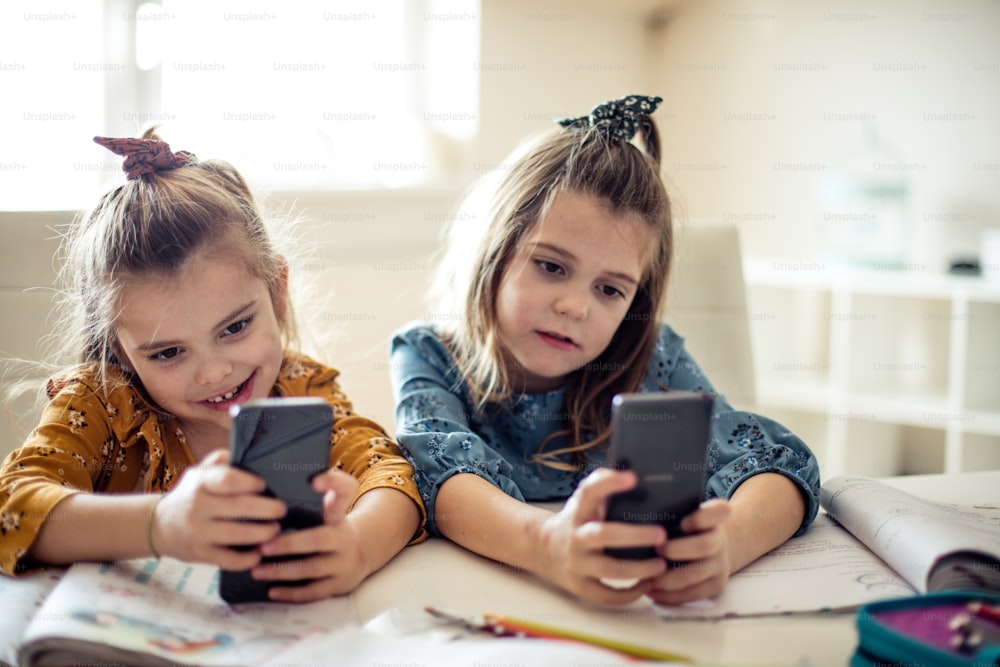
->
[433, 118, 672, 470]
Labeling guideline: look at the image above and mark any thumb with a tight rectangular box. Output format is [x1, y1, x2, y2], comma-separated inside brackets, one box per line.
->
[314, 469, 358, 524]
[200, 448, 229, 466]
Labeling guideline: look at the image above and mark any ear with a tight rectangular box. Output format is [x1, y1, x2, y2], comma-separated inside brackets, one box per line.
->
[273, 255, 290, 321]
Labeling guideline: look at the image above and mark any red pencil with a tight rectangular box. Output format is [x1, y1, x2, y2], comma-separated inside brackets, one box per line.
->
[967, 600, 1000, 624]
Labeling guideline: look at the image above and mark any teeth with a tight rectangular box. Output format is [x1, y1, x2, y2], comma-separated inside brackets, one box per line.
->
[207, 381, 243, 403]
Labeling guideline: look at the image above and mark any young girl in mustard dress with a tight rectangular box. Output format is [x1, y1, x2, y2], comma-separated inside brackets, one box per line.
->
[0, 129, 425, 602]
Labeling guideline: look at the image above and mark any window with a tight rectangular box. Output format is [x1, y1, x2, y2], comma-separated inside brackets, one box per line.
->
[0, 0, 480, 210]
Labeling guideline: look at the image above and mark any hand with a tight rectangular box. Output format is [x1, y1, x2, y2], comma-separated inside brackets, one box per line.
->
[645, 498, 733, 606]
[534, 468, 669, 605]
[250, 468, 367, 602]
[151, 449, 286, 570]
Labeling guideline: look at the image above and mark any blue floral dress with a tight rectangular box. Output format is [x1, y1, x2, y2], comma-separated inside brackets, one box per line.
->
[390, 322, 820, 536]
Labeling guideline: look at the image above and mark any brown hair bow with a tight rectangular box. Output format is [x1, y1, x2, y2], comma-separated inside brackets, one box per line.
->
[93, 136, 196, 179]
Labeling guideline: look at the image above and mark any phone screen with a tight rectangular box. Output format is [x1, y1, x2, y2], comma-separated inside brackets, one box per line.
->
[604, 391, 714, 560]
[229, 397, 332, 516]
[221, 397, 333, 604]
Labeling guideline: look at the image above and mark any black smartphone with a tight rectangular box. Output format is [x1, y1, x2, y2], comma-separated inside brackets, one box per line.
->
[219, 396, 333, 604]
[603, 391, 715, 560]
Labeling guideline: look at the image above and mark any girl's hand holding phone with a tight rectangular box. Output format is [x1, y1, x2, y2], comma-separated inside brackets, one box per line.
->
[644, 498, 733, 606]
[250, 468, 368, 602]
[535, 468, 669, 605]
[151, 449, 286, 570]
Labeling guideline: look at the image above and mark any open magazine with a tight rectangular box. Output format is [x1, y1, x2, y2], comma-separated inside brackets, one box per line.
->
[0, 568, 63, 667]
[6, 556, 355, 667]
[820, 475, 1000, 594]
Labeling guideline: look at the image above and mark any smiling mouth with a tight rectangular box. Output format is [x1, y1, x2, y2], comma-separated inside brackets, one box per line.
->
[205, 378, 249, 404]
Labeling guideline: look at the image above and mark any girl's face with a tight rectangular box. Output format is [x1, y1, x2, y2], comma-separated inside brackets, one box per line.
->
[114, 244, 285, 452]
[495, 190, 651, 393]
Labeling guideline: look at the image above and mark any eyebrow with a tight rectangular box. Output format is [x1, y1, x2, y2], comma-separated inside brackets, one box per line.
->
[528, 241, 640, 286]
[133, 300, 257, 352]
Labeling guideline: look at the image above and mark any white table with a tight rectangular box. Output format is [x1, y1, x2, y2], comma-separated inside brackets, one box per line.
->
[354, 471, 1000, 666]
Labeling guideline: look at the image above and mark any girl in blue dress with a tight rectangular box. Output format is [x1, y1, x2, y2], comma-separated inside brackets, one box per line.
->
[390, 95, 819, 606]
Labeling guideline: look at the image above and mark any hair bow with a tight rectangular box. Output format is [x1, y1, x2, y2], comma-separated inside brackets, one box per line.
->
[93, 136, 196, 179]
[557, 94, 663, 142]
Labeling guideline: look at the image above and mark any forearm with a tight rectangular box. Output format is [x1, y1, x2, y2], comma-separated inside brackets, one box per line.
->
[722, 472, 806, 573]
[29, 493, 160, 565]
[348, 487, 422, 578]
[435, 473, 552, 575]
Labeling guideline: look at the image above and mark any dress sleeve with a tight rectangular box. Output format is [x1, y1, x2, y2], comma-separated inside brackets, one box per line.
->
[657, 325, 821, 535]
[304, 364, 427, 544]
[0, 381, 112, 576]
[389, 327, 525, 536]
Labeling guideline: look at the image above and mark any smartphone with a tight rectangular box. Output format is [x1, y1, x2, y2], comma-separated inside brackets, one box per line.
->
[603, 391, 714, 560]
[219, 396, 333, 604]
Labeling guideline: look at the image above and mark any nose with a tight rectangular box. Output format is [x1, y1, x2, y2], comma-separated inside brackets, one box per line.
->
[195, 354, 234, 386]
[553, 286, 589, 320]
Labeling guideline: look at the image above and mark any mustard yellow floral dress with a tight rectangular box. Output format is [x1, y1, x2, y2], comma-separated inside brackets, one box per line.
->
[0, 352, 426, 576]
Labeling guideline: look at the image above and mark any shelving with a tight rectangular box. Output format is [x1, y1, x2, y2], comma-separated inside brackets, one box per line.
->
[744, 258, 1000, 477]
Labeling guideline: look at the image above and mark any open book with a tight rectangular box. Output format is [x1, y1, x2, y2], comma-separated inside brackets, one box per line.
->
[5, 556, 355, 667]
[1, 556, 676, 667]
[820, 475, 1000, 594]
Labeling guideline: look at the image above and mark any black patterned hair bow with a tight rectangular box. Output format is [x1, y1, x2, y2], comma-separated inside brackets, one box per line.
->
[557, 94, 663, 142]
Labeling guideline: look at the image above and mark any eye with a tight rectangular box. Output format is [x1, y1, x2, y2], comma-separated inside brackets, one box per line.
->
[598, 284, 626, 299]
[150, 347, 181, 362]
[222, 316, 253, 337]
[536, 260, 564, 275]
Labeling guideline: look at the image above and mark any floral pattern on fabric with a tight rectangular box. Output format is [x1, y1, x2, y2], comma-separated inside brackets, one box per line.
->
[390, 322, 820, 537]
[0, 352, 426, 577]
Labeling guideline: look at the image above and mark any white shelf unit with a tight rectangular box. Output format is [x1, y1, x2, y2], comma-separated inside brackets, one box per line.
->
[743, 258, 1000, 478]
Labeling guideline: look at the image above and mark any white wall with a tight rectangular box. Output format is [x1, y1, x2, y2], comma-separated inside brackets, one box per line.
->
[645, 0, 1000, 269]
[3, 0, 998, 463]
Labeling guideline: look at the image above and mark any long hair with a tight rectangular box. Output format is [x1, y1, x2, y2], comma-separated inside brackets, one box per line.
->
[433, 117, 672, 470]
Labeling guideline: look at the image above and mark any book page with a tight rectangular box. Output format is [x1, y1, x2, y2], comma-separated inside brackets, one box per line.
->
[0, 569, 64, 667]
[820, 475, 1000, 593]
[18, 557, 355, 667]
[654, 513, 915, 619]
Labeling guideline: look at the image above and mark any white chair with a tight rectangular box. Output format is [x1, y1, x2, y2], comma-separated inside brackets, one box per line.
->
[662, 223, 756, 411]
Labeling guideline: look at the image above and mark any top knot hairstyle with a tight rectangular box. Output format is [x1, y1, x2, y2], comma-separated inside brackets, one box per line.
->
[93, 135, 196, 180]
[557, 94, 662, 158]
[434, 94, 673, 470]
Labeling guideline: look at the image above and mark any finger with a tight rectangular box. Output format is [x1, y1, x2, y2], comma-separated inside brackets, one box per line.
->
[193, 463, 269, 496]
[581, 519, 666, 552]
[652, 554, 726, 593]
[664, 527, 724, 563]
[253, 554, 325, 583]
[649, 570, 727, 606]
[201, 448, 229, 466]
[679, 498, 731, 533]
[576, 577, 650, 606]
[211, 546, 263, 572]
[320, 486, 355, 525]
[259, 524, 332, 559]
[570, 468, 638, 522]
[211, 518, 282, 547]
[215, 494, 287, 522]
[313, 470, 358, 523]
[311, 468, 359, 497]
[587, 552, 667, 582]
[268, 575, 352, 603]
